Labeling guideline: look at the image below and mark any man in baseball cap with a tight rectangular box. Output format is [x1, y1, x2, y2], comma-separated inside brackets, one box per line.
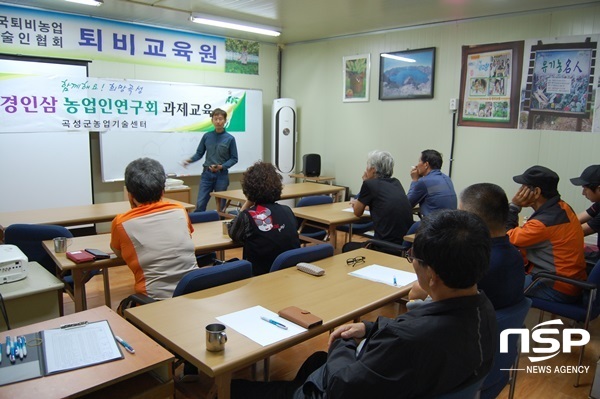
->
[507, 165, 586, 304]
[570, 165, 600, 265]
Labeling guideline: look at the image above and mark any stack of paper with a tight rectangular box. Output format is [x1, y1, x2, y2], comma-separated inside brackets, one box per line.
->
[349, 264, 416, 287]
[165, 178, 187, 190]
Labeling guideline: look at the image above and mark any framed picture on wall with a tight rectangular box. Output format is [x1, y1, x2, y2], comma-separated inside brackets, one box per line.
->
[343, 54, 370, 102]
[458, 40, 524, 128]
[379, 47, 436, 100]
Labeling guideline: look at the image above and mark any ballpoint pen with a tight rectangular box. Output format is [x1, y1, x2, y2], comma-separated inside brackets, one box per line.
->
[9, 336, 15, 363]
[261, 316, 288, 330]
[5, 336, 9, 356]
[393, 276, 397, 286]
[21, 336, 27, 357]
[115, 336, 135, 354]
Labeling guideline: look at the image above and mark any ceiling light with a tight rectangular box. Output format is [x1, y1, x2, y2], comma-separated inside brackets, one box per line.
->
[381, 54, 416, 63]
[64, 0, 103, 6]
[190, 14, 280, 37]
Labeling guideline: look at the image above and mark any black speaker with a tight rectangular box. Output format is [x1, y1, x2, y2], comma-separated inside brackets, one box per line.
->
[303, 154, 321, 177]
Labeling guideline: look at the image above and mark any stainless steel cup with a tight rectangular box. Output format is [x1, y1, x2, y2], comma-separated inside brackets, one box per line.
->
[53, 237, 70, 253]
[222, 221, 231, 236]
[206, 323, 227, 352]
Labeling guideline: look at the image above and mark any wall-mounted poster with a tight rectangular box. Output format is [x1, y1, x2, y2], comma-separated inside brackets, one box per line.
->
[343, 54, 371, 102]
[458, 41, 524, 128]
[518, 36, 598, 132]
[379, 47, 435, 100]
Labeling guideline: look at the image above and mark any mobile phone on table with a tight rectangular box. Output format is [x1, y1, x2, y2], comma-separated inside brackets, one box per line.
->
[84, 248, 110, 260]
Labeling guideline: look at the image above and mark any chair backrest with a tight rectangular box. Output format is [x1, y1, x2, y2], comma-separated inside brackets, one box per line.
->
[172, 260, 253, 297]
[480, 297, 532, 399]
[436, 375, 486, 399]
[585, 259, 600, 320]
[4, 224, 73, 275]
[269, 244, 334, 273]
[296, 195, 333, 208]
[188, 210, 220, 223]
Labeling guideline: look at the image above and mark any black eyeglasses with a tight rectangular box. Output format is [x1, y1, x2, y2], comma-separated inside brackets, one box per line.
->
[405, 248, 423, 264]
[346, 256, 365, 267]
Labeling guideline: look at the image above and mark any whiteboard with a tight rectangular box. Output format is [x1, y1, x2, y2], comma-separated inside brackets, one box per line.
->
[99, 89, 263, 181]
[0, 58, 92, 213]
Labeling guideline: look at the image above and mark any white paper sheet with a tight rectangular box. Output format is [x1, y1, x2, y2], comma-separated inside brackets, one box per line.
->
[217, 305, 306, 346]
[349, 264, 416, 287]
[42, 320, 123, 374]
[342, 207, 371, 216]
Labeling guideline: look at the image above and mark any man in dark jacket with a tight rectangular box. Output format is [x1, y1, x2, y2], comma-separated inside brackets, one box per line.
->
[232, 209, 496, 399]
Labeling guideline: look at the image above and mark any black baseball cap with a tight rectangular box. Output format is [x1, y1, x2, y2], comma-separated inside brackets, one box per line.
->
[513, 165, 559, 197]
[570, 165, 600, 187]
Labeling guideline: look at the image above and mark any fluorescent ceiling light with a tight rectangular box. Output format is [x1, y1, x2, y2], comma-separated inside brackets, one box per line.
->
[190, 15, 280, 37]
[381, 53, 416, 63]
[64, 0, 103, 6]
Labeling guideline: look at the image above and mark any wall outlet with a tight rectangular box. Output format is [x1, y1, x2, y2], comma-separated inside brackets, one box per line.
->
[449, 98, 457, 111]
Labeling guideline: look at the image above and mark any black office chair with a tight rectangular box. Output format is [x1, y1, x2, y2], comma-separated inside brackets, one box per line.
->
[296, 195, 333, 243]
[4, 223, 107, 314]
[524, 260, 600, 387]
[481, 297, 532, 399]
[188, 210, 220, 266]
[118, 259, 253, 311]
[269, 244, 334, 273]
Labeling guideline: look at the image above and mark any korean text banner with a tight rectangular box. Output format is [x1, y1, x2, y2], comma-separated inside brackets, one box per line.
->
[0, 74, 246, 133]
[0, 4, 225, 71]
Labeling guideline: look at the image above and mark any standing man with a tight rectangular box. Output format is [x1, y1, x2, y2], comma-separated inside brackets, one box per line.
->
[407, 149, 457, 217]
[349, 150, 413, 246]
[183, 108, 238, 212]
[111, 158, 198, 300]
[570, 165, 600, 264]
[507, 165, 586, 303]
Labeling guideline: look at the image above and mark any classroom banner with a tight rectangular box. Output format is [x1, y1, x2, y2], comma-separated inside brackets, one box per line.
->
[0, 4, 225, 72]
[0, 74, 247, 133]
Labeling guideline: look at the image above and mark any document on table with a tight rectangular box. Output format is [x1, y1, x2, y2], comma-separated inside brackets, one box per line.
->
[217, 305, 306, 346]
[342, 207, 371, 216]
[42, 320, 123, 375]
[349, 264, 416, 287]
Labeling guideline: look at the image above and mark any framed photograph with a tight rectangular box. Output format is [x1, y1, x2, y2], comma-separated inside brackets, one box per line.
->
[343, 54, 370, 102]
[458, 41, 524, 128]
[379, 47, 436, 100]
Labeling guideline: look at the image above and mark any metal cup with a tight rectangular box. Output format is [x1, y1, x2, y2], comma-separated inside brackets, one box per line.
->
[206, 323, 227, 352]
[222, 221, 231, 236]
[53, 237, 71, 253]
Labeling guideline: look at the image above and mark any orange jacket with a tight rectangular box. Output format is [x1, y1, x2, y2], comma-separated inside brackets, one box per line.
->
[507, 196, 586, 296]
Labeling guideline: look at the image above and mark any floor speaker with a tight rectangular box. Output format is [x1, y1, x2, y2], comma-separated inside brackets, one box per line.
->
[303, 154, 321, 177]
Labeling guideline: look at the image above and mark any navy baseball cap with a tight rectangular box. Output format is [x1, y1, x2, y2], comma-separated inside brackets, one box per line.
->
[513, 165, 559, 197]
[570, 165, 600, 187]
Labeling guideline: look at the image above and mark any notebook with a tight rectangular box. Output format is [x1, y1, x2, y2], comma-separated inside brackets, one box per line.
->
[66, 250, 95, 263]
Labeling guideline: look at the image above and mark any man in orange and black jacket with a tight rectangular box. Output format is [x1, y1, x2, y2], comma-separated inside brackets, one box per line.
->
[507, 165, 586, 303]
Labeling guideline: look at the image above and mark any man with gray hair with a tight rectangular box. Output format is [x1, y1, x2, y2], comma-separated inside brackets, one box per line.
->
[349, 150, 413, 245]
[111, 157, 198, 300]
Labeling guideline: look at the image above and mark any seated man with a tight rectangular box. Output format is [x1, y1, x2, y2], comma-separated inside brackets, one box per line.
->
[409, 183, 525, 310]
[228, 161, 300, 275]
[232, 210, 496, 399]
[348, 150, 413, 247]
[407, 149, 457, 217]
[507, 165, 586, 303]
[111, 157, 198, 300]
[570, 165, 600, 264]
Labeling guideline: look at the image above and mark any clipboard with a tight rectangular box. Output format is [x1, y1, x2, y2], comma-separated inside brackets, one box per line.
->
[0, 320, 124, 386]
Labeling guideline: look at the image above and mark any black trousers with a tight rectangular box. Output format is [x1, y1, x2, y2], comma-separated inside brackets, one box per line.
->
[231, 351, 328, 399]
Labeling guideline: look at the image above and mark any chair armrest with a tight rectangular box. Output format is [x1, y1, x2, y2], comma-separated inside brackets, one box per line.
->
[526, 271, 596, 293]
[365, 239, 409, 257]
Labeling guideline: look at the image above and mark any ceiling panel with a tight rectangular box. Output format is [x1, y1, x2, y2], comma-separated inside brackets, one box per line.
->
[0, 0, 596, 44]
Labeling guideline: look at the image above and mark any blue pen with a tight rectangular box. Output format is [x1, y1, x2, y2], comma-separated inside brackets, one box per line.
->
[115, 336, 135, 354]
[261, 316, 288, 330]
[21, 335, 27, 357]
[9, 336, 15, 363]
[393, 276, 397, 286]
